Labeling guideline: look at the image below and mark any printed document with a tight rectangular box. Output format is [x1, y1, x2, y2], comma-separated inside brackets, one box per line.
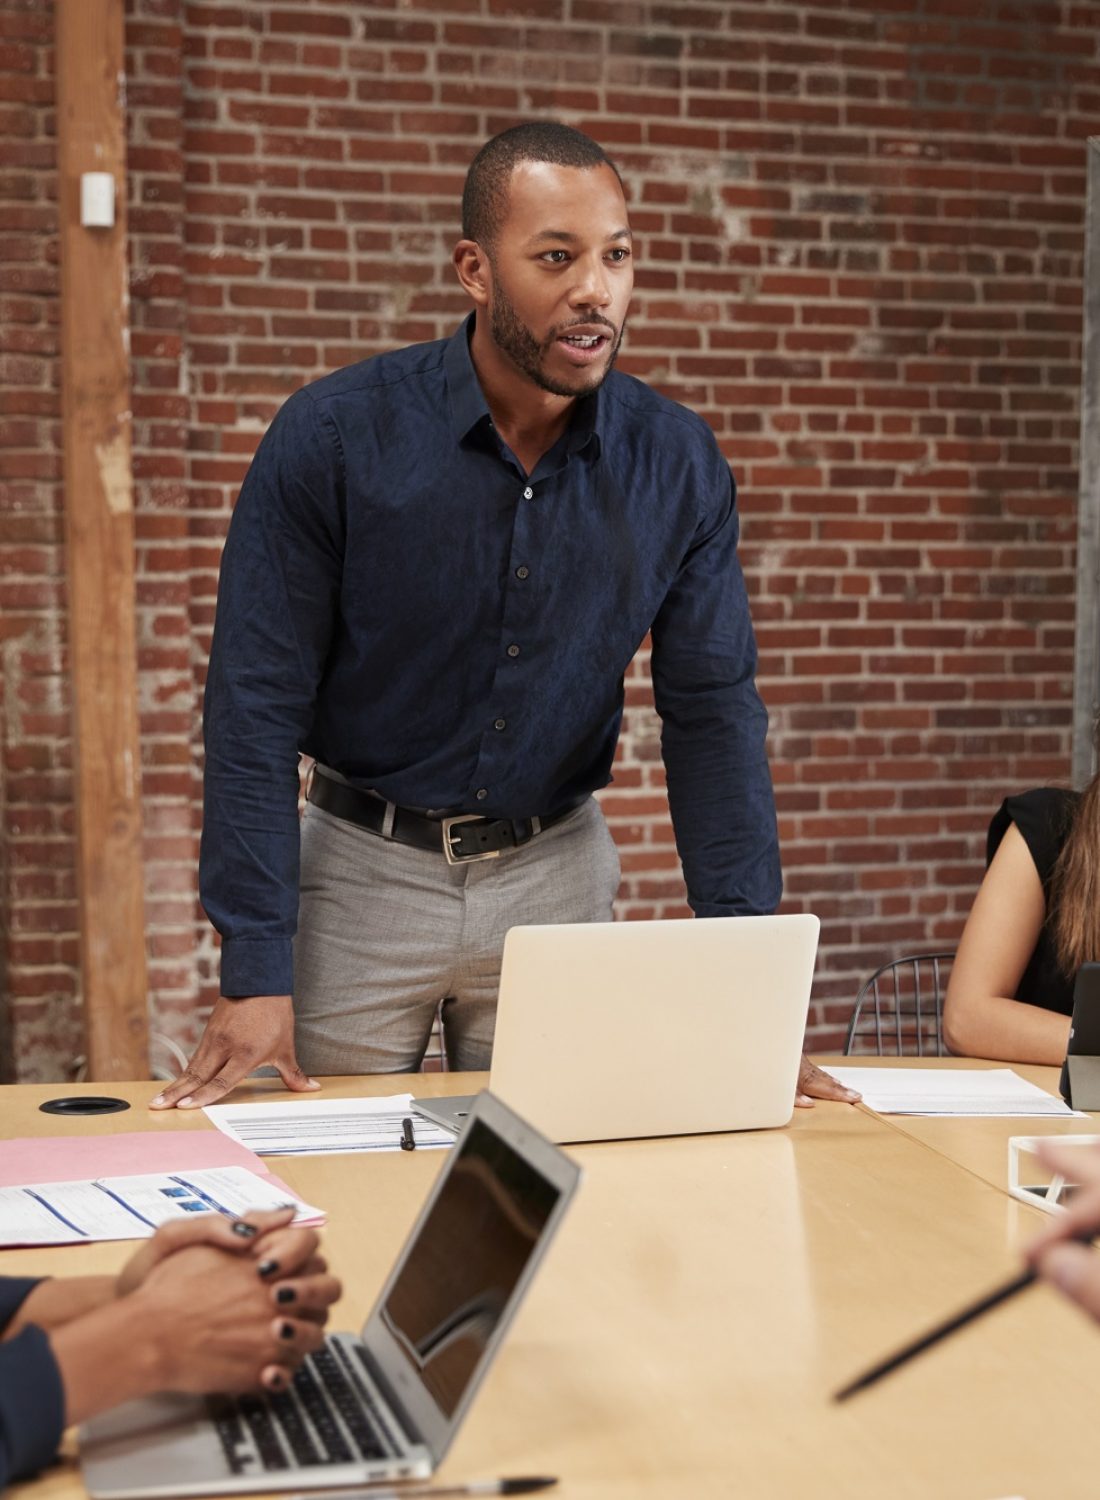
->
[827, 1066, 1082, 1117]
[0, 1165, 323, 1247]
[204, 1093, 454, 1155]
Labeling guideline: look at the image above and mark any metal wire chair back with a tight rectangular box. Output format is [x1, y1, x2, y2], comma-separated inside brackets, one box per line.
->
[844, 952, 956, 1057]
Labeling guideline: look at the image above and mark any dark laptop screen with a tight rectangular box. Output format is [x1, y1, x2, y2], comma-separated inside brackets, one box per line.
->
[379, 1116, 562, 1417]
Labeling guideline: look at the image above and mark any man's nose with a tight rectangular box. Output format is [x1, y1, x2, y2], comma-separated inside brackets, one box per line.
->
[569, 258, 612, 308]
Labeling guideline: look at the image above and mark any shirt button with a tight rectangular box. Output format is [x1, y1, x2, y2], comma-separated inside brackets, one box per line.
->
[515, 565, 529, 580]
[494, 718, 506, 731]
[475, 787, 488, 801]
[523, 486, 533, 500]
[507, 644, 520, 658]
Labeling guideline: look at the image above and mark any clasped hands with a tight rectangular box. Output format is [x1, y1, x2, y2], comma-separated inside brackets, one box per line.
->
[6, 1209, 341, 1425]
[114, 1208, 340, 1395]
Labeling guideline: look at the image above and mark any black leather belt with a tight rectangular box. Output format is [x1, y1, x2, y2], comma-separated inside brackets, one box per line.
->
[307, 769, 583, 865]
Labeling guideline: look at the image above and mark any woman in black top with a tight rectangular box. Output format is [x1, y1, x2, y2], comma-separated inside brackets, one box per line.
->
[943, 782, 1089, 1063]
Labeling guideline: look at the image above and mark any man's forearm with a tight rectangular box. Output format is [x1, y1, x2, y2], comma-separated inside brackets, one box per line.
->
[663, 738, 782, 916]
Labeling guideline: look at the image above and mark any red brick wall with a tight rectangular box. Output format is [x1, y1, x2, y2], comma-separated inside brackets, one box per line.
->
[1, 0, 1095, 1078]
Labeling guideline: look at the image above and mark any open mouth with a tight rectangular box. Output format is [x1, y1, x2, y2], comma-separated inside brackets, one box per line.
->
[556, 330, 612, 365]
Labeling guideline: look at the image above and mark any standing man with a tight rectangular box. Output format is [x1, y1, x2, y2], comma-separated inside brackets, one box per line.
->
[152, 122, 855, 1111]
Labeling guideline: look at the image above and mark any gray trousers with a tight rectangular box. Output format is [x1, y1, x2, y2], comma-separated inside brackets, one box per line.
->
[293, 796, 621, 1075]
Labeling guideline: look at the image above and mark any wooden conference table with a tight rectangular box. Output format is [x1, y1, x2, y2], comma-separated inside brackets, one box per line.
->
[3, 1059, 1099, 1500]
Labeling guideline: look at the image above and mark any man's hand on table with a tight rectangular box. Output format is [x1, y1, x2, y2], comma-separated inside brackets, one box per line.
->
[795, 1054, 861, 1109]
[150, 993, 319, 1110]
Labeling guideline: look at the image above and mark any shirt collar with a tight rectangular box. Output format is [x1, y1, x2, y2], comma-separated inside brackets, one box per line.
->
[444, 312, 602, 459]
[444, 314, 492, 442]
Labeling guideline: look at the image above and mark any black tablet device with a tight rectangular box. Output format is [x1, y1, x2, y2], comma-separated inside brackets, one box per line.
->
[1059, 961, 1100, 1106]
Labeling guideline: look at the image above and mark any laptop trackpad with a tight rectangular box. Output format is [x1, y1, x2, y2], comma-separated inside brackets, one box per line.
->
[82, 1395, 234, 1494]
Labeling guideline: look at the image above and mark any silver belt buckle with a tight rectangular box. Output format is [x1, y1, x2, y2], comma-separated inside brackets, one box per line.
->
[442, 814, 503, 866]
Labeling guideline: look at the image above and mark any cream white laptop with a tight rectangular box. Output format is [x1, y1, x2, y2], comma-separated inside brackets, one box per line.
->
[80, 1092, 579, 1498]
[413, 913, 820, 1144]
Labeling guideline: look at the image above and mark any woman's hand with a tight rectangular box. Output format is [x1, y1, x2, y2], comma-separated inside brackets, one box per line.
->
[129, 1234, 337, 1395]
[51, 1230, 341, 1424]
[115, 1206, 297, 1296]
[117, 1209, 341, 1345]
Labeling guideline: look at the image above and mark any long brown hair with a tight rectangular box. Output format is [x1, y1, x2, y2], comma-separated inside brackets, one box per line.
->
[1051, 734, 1100, 974]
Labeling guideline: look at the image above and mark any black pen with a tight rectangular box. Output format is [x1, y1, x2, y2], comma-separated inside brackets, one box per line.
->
[294, 1476, 557, 1499]
[834, 1266, 1035, 1401]
[401, 1115, 416, 1151]
[835, 1230, 1096, 1401]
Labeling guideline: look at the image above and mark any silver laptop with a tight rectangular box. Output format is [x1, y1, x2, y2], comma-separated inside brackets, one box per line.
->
[80, 1092, 580, 1499]
[413, 913, 820, 1144]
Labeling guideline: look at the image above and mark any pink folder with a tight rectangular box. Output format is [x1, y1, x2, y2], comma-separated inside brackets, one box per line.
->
[0, 1130, 304, 1204]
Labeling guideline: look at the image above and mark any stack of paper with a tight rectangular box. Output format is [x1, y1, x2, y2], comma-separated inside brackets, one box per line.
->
[204, 1093, 455, 1155]
[827, 1066, 1082, 1117]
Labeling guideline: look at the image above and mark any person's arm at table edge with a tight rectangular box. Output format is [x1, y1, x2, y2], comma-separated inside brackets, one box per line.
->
[648, 432, 857, 1108]
[0, 1216, 339, 1486]
[0, 1316, 65, 1490]
[200, 388, 344, 1001]
[1, 1276, 115, 1338]
[3, 1209, 301, 1335]
[649, 432, 780, 920]
[941, 823, 1069, 1066]
[156, 392, 345, 1110]
[0, 1301, 183, 1488]
[12, 1250, 328, 1435]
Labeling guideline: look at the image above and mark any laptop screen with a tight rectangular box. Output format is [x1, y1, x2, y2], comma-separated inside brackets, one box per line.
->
[378, 1115, 562, 1418]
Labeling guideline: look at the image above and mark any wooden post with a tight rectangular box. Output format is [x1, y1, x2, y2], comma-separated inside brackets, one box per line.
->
[55, 0, 149, 1077]
[1073, 137, 1100, 787]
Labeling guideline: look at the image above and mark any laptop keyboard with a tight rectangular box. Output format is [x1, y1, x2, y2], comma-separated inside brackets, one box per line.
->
[209, 1338, 397, 1474]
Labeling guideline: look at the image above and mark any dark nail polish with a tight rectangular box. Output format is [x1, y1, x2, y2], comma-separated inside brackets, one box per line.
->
[258, 1259, 280, 1278]
[268, 1371, 286, 1391]
[279, 1321, 295, 1341]
[276, 1286, 296, 1305]
[231, 1221, 258, 1239]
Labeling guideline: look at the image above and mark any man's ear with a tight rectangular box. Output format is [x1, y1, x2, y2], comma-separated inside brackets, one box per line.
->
[453, 238, 490, 305]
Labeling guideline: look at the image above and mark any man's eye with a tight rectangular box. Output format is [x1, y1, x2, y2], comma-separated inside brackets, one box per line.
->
[607, 248, 631, 263]
[541, 250, 570, 264]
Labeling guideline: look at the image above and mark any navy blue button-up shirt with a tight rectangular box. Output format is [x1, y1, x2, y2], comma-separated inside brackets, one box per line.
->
[0, 1278, 64, 1490]
[202, 315, 781, 996]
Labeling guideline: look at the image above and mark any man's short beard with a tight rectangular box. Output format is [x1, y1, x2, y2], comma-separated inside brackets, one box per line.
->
[487, 262, 624, 398]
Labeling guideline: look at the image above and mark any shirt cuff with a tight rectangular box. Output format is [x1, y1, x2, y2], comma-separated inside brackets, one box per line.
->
[0, 1324, 65, 1483]
[219, 936, 294, 998]
[0, 1276, 44, 1324]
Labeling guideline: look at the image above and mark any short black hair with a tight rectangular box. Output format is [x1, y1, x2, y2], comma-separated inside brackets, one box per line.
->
[461, 121, 622, 248]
